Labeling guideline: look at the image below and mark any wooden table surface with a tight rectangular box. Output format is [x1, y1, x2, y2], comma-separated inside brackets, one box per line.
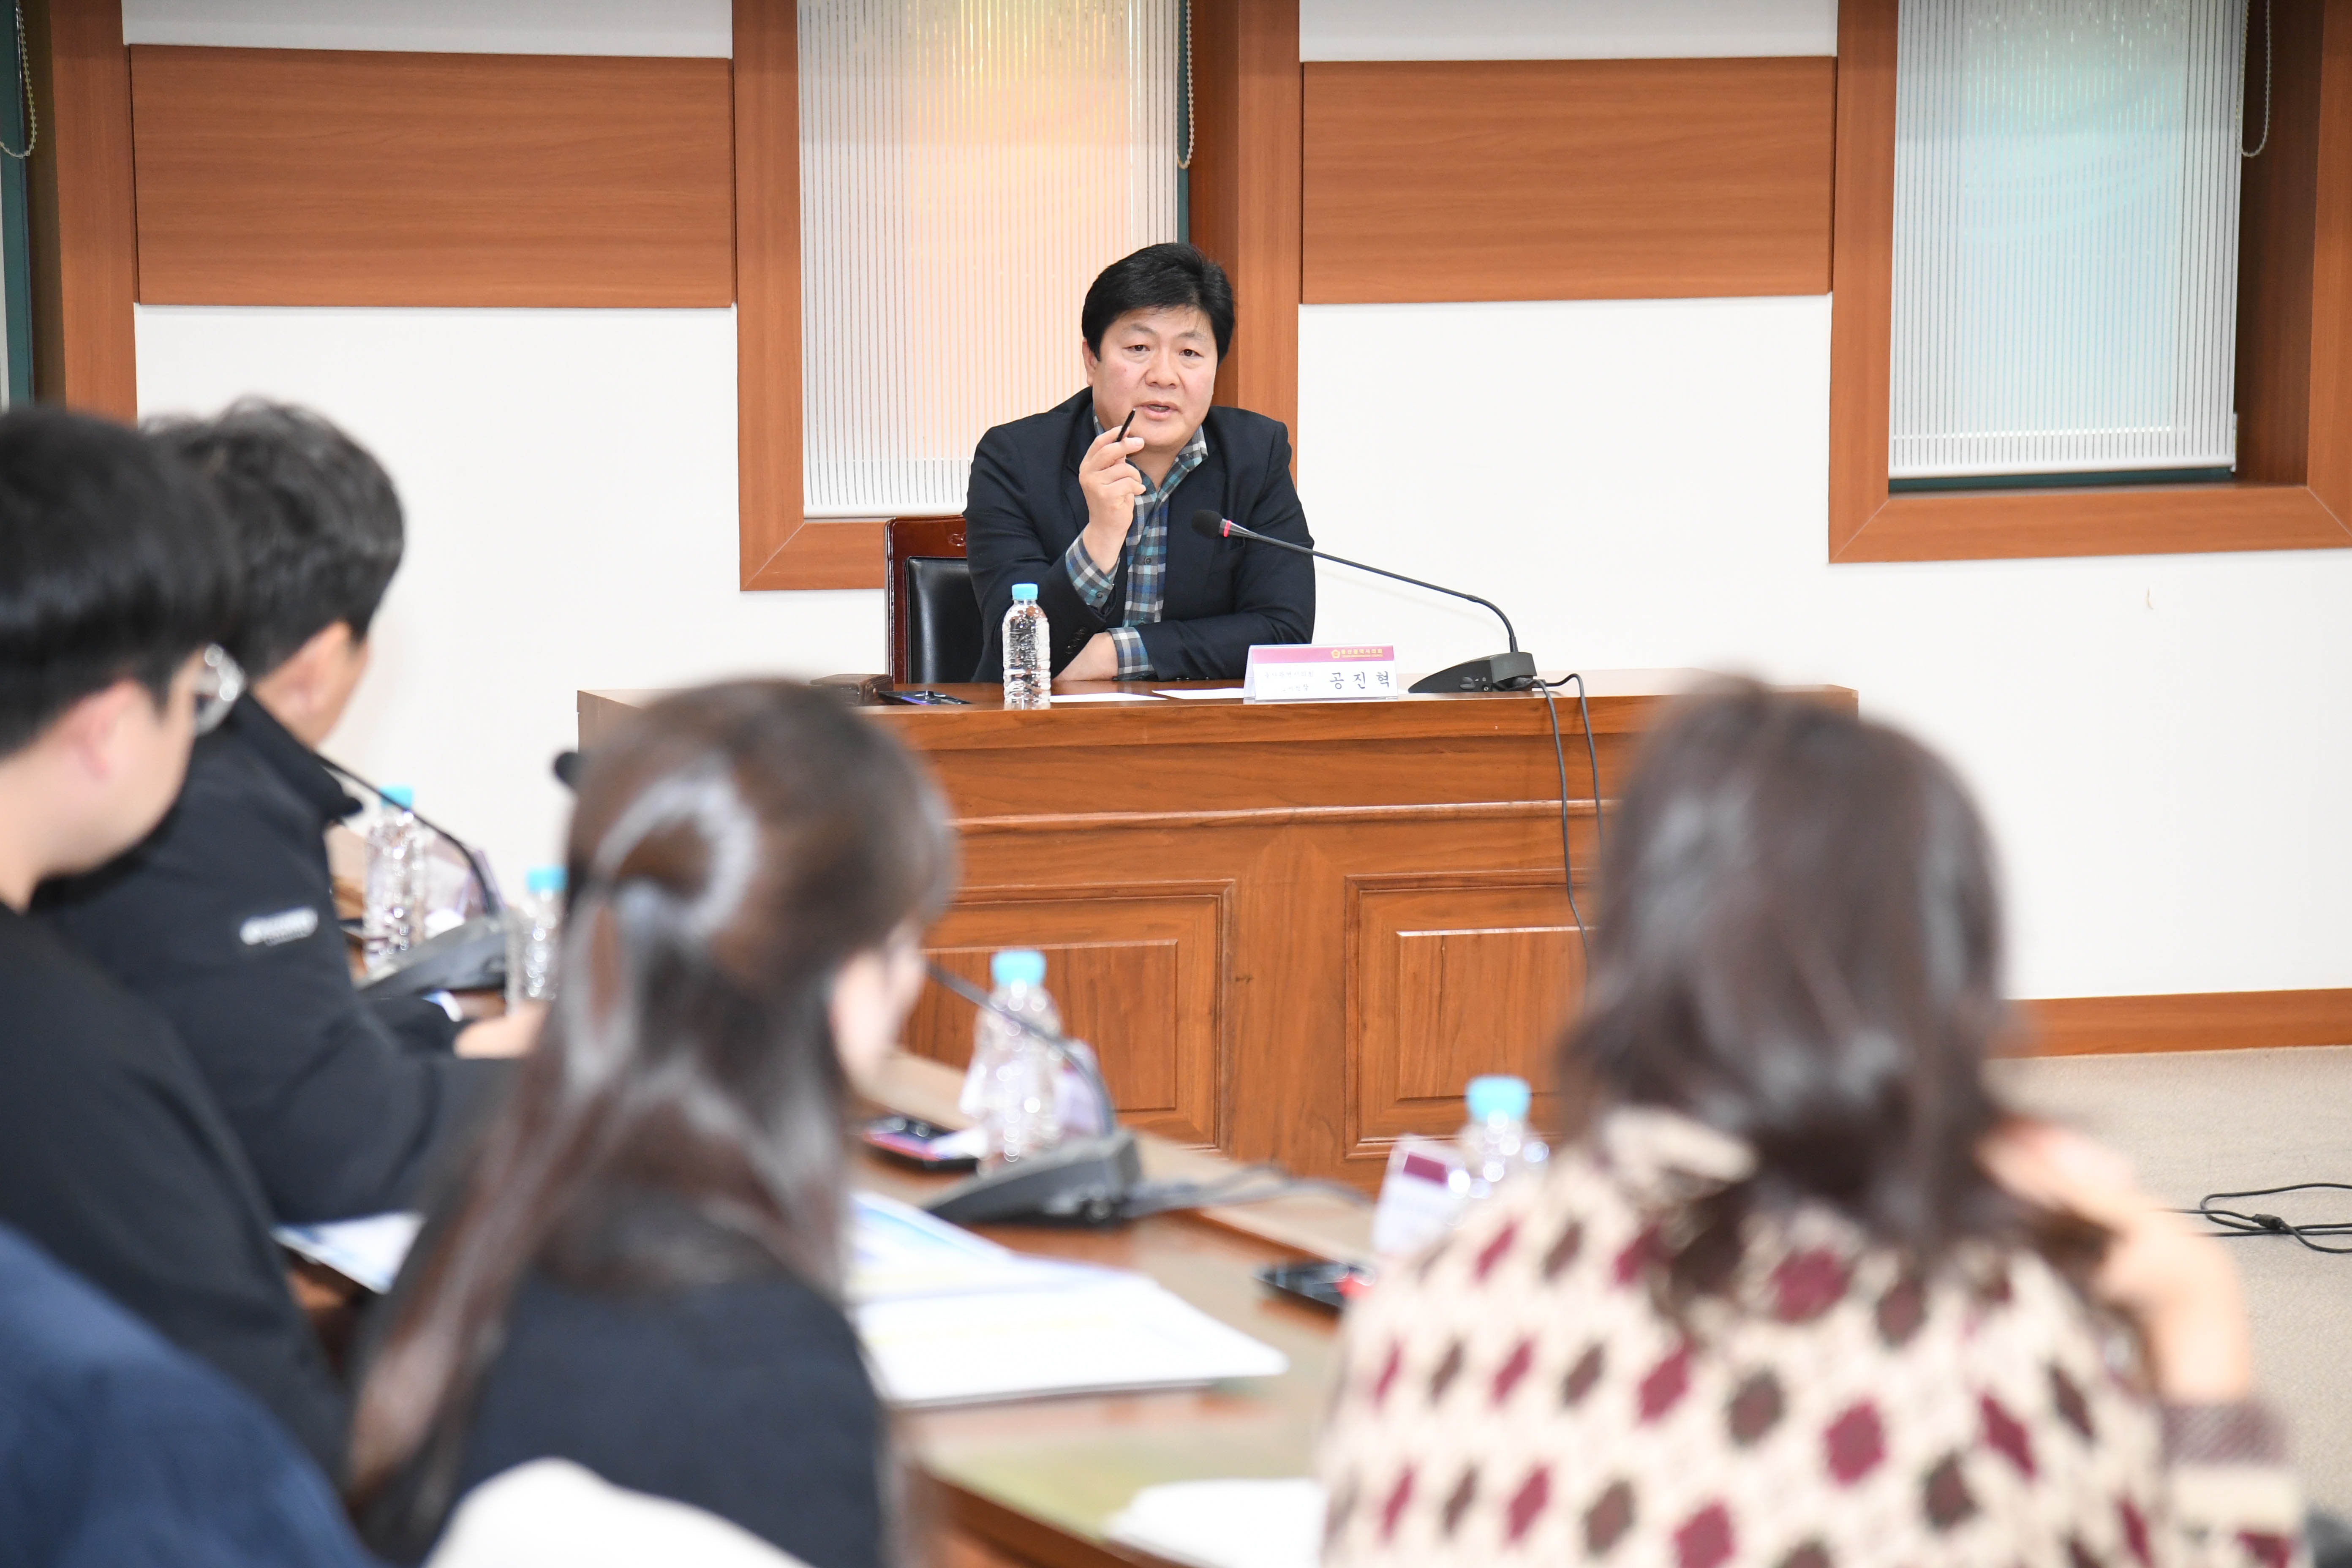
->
[864, 1054, 1360, 1568]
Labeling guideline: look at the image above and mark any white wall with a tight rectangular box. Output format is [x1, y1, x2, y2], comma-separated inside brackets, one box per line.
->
[121, 0, 731, 55]
[1298, 298, 2352, 999]
[131, 0, 2352, 1000]
[136, 306, 884, 891]
[127, 0, 882, 895]
[1294, 0, 2352, 1001]
[1301, 0, 1837, 60]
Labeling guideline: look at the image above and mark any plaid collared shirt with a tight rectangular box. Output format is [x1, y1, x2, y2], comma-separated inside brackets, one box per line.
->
[1062, 416, 1209, 679]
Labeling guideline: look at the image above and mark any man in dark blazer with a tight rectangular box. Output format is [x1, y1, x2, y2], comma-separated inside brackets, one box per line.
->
[965, 243, 1314, 683]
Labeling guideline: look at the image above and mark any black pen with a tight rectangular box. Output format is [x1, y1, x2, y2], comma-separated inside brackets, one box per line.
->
[1118, 409, 1139, 484]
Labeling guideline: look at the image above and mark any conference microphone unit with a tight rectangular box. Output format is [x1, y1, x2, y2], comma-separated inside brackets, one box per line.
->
[1187, 510, 1537, 693]
[918, 963, 1140, 1227]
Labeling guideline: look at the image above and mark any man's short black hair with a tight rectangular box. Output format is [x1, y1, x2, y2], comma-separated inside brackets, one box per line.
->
[0, 405, 237, 759]
[150, 400, 405, 680]
[1082, 243, 1236, 359]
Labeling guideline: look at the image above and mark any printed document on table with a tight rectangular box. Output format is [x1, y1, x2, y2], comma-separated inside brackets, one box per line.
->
[849, 1192, 1288, 1406]
[848, 1192, 1109, 1302]
[1151, 688, 1245, 700]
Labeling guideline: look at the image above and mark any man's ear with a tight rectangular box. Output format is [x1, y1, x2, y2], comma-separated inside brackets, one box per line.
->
[1080, 337, 1100, 376]
[51, 680, 153, 783]
[253, 621, 359, 741]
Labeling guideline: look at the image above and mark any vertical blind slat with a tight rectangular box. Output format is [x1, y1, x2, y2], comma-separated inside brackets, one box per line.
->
[1889, 0, 2246, 480]
[799, 0, 1181, 516]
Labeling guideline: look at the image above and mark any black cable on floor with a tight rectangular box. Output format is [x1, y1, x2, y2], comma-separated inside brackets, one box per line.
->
[2197, 1183, 2352, 1254]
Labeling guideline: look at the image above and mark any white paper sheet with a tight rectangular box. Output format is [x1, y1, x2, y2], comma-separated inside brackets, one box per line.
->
[1047, 691, 1165, 704]
[855, 1272, 1288, 1406]
[274, 1211, 422, 1294]
[848, 1192, 1110, 1303]
[1151, 688, 1245, 700]
[1106, 1479, 1326, 1568]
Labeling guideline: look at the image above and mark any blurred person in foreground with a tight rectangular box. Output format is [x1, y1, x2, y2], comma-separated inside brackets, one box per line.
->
[0, 406, 354, 1503]
[1319, 682, 2301, 1568]
[348, 682, 956, 1566]
[42, 401, 528, 1228]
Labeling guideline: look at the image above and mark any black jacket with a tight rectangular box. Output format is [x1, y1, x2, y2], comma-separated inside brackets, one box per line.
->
[0, 906, 349, 1476]
[965, 389, 1315, 681]
[39, 697, 508, 1224]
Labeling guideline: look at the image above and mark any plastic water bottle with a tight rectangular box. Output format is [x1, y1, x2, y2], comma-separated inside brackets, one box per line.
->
[1457, 1075, 1549, 1202]
[959, 948, 1064, 1165]
[506, 866, 565, 1006]
[363, 786, 436, 973]
[1002, 583, 1051, 710]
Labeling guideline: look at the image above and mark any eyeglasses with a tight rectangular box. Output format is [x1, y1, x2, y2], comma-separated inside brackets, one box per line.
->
[192, 644, 245, 736]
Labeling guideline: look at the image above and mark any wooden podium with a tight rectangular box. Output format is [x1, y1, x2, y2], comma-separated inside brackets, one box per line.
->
[580, 674, 1854, 1185]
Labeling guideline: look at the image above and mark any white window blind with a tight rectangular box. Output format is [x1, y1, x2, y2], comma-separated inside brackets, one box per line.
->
[1889, 0, 2246, 480]
[798, 0, 1181, 517]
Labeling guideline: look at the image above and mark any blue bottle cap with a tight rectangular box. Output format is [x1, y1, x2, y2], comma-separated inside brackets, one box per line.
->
[525, 866, 566, 896]
[1467, 1074, 1531, 1122]
[381, 785, 414, 809]
[1011, 583, 1039, 602]
[990, 948, 1047, 987]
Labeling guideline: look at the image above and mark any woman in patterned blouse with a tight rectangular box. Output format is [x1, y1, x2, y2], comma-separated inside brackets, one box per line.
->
[1321, 682, 2303, 1568]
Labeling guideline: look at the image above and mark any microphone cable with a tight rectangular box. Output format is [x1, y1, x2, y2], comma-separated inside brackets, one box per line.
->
[1532, 674, 1603, 964]
[321, 754, 504, 917]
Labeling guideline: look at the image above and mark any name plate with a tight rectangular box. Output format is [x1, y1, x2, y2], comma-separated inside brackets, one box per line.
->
[1241, 644, 1399, 703]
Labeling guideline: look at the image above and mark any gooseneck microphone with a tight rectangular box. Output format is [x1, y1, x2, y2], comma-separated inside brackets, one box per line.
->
[322, 754, 504, 917]
[1189, 510, 1537, 692]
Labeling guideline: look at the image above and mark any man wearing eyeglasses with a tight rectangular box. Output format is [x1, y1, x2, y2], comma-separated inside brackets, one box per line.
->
[0, 405, 351, 1476]
[39, 403, 529, 1230]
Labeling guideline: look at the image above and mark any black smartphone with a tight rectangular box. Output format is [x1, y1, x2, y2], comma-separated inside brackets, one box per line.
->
[889, 689, 971, 706]
[1255, 1258, 1377, 1312]
[860, 1114, 980, 1173]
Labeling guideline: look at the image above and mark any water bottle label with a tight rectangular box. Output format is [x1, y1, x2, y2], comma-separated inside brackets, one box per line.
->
[1371, 1135, 1471, 1257]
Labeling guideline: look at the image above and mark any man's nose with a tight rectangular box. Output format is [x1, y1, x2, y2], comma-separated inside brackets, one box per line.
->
[1145, 349, 1179, 385]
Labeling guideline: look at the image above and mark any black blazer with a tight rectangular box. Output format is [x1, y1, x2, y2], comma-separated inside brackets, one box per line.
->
[965, 389, 1315, 681]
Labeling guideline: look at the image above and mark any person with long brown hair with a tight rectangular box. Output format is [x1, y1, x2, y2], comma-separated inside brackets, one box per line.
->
[348, 682, 955, 1565]
[1319, 682, 2302, 1568]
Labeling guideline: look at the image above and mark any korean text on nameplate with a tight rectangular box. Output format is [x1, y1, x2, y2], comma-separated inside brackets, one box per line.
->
[1241, 644, 1399, 703]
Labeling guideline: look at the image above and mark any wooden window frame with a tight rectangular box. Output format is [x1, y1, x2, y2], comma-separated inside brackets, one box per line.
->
[1829, 0, 2352, 563]
[735, 0, 1299, 591]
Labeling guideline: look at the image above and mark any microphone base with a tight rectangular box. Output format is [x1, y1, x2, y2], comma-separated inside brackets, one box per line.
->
[921, 1130, 1142, 1227]
[1409, 650, 1538, 694]
[358, 914, 508, 998]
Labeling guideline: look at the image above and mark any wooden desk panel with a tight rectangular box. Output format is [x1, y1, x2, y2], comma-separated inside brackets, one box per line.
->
[582, 676, 1859, 1184]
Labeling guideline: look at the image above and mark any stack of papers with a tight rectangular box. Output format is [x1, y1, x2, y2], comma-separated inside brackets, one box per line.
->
[849, 1194, 1288, 1406]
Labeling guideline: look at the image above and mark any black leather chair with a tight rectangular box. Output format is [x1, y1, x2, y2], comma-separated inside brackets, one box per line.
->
[903, 553, 983, 684]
